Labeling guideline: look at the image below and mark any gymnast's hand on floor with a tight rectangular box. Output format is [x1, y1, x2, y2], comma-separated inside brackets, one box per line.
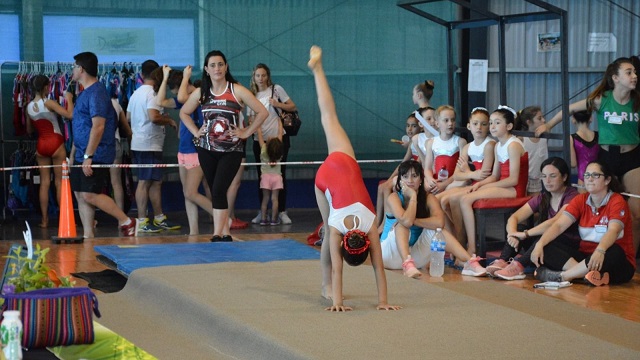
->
[326, 305, 353, 312]
[377, 303, 402, 311]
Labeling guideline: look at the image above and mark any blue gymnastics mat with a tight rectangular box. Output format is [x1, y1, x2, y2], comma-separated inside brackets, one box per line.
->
[94, 239, 320, 276]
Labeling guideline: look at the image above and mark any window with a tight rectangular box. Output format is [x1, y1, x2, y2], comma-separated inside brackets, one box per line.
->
[43, 15, 195, 65]
[0, 14, 20, 61]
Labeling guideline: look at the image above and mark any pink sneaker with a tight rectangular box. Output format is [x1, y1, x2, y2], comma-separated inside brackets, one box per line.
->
[584, 271, 610, 286]
[495, 260, 526, 280]
[402, 256, 421, 278]
[486, 258, 509, 276]
[461, 255, 487, 277]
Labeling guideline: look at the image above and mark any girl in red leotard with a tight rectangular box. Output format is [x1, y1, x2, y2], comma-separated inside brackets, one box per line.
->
[309, 45, 400, 313]
[26, 75, 74, 228]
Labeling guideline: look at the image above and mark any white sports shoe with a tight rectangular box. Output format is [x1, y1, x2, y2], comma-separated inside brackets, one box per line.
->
[279, 211, 292, 224]
[251, 212, 262, 224]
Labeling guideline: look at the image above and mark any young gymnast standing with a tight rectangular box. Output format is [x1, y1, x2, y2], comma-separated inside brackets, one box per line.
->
[452, 106, 528, 255]
[310, 45, 400, 312]
[569, 110, 598, 193]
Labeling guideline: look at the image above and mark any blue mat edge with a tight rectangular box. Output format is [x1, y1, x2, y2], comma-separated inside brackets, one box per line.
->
[95, 239, 320, 276]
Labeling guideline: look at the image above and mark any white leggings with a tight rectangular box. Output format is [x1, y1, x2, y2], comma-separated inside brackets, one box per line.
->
[381, 226, 435, 269]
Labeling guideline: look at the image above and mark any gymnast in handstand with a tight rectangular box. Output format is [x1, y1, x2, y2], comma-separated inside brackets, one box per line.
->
[310, 45, 400, 312]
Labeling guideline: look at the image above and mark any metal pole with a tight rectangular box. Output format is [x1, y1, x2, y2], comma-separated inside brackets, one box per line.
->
[498, 18, 507, 105]
[560, 10, 571, 167]
[447, 26, 455, 106]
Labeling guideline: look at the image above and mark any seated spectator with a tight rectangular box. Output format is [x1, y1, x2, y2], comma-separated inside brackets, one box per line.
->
[531, 161, 636, 286]
[438, 107, 494, 234]
[487, 157, 579, 280]
[448, 106, 528, 254]
[380, 160, 486, 278]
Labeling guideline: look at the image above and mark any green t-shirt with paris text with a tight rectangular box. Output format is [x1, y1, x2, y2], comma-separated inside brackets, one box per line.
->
[596, 90, 640, 145]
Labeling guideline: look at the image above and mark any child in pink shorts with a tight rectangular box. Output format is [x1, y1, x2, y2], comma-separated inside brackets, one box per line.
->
[259, 125, 284, 225]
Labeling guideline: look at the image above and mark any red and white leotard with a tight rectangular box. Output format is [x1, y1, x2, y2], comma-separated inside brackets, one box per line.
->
[410, 133, 428, 161]
[26, 99, 64, 157]
[315, 152, 375, 234]
[496, 136, 528, 197]
[467, 137, 495, 184]
[432, 135, 460, 178]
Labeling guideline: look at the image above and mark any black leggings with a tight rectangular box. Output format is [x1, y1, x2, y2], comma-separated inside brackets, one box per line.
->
[500, 233, 580, 269]
[196, 148, 243, 209]
[543, 241, 635, 284]
[253, 134, 290, 212]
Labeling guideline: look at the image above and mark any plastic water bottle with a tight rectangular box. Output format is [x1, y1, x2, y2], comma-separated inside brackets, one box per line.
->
[1, 310, 23, 360]
[429, 228, 446, 277]
[437, 166, 449, 181]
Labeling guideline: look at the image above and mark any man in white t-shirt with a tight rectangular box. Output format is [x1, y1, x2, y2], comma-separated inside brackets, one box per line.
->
[127, 59, 180, 233]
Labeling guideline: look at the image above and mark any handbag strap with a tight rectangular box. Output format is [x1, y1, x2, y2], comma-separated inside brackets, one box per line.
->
[91, 292, 101, 318]
[271, 84, 283, 118]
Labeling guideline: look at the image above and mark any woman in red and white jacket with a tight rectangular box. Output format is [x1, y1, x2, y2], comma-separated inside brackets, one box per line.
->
[531, 160, 636, 286]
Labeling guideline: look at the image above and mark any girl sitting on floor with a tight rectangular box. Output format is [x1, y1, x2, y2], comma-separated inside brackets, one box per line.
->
[380, 160, 486, 278]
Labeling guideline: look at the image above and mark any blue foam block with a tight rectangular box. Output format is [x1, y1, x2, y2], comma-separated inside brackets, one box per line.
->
[94, 239, 320, 276]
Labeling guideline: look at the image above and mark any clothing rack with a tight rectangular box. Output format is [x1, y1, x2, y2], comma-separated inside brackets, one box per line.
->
[0, 60, 142, 220]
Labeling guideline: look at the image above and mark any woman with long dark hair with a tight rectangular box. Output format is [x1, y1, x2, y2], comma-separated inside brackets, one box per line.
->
[537, 57, 639, 257]
[179, 50, 268, 241]
[487, 157, 579, 280]
[380, 160, 486, 278]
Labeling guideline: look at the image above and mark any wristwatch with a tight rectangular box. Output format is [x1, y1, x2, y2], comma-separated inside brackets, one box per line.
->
[83, 154, 94, 160]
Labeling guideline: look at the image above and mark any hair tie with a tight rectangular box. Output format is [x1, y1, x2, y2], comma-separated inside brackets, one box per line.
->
[497, 105, 517, 117]
[471, 106, 488, 114]
[342, 229, 370, 255]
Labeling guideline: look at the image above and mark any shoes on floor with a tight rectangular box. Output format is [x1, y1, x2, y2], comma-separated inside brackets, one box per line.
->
[260, 218, 269, 226]
[120, 218, 138, 237]
[230, 218, 249, 229]
[461, 255, 487, 277]
[585, 271, 610, 286]
[138, 218, 162, 233]
[211, 235, 233, 242]
[534, 266, 563, 282]
[402, 255, 421, 278]
[270, 219, 281, 226]
[279, 211, 292, 225]
[251, 212, 262, 224]
[495, 260, 526, 280]
[486, 258, 509, 277]
[153, 215, 181, 230]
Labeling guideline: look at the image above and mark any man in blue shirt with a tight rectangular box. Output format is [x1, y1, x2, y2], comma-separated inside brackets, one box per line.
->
[70, 52, 137, 237]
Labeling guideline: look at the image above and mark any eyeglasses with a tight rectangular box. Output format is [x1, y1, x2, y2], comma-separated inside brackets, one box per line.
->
[583, 172, 604, 179]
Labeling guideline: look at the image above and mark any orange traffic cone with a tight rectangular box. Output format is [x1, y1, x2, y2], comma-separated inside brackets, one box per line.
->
[52, 160, 83, 244]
